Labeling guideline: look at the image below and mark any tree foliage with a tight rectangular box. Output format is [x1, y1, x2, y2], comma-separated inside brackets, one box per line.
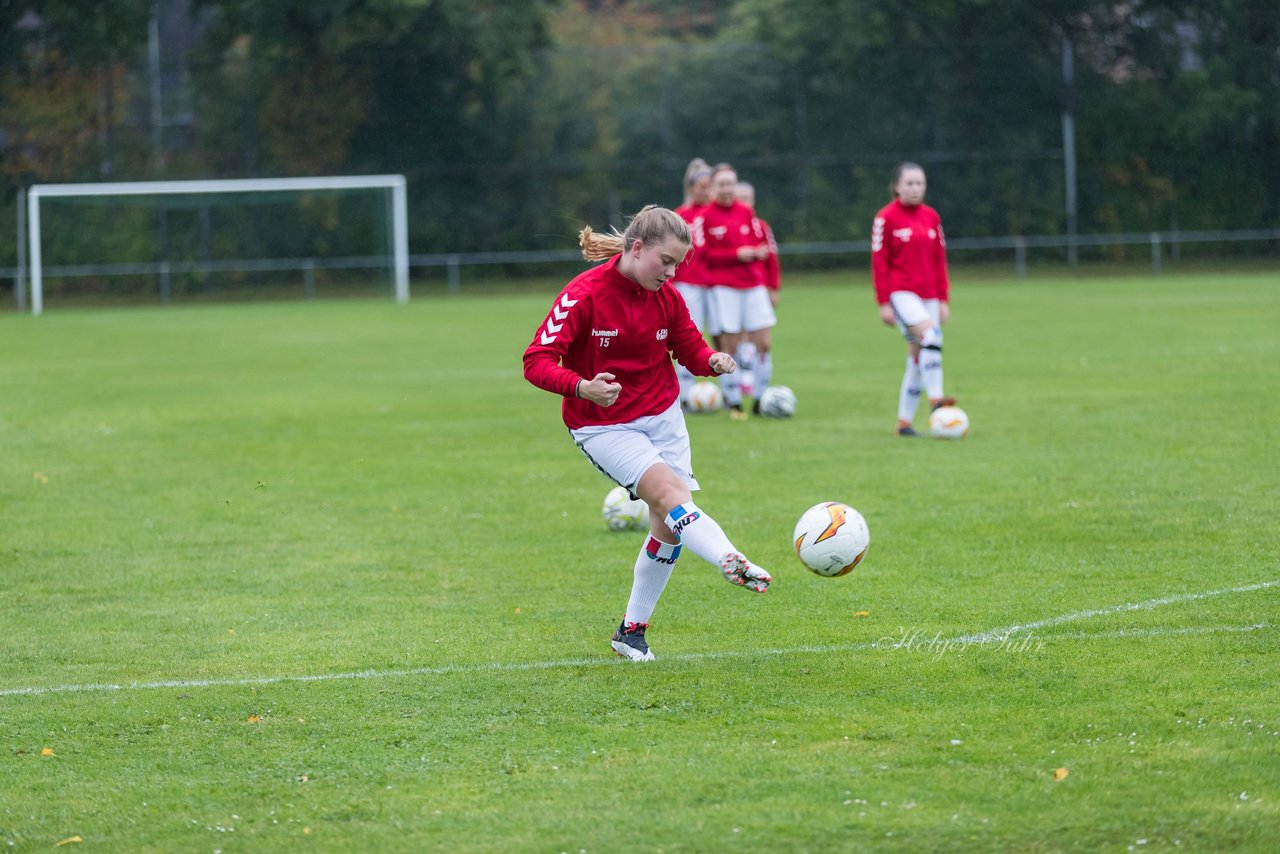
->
[1, 0, 1276, 270]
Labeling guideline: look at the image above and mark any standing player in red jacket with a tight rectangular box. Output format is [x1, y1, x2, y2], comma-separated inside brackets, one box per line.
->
[700, 163, 775, 419]
[523, 205, 772, 662]
[734, 179, 781, 409]
[871, 162, 957, 436]
[673, 158, 715, 408]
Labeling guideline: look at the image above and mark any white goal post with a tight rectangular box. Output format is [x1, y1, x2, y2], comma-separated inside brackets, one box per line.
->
[26, 174, 409, 315]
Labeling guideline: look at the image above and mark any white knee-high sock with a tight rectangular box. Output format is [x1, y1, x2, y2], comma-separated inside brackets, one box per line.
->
[676, 361, 696, 405]
[898, 355, 922, 422]
[720, 367, 743, 408]
[754, 350, 773, 396]
[624, 536, 680, 625]
[665, 502, 737, 566]
[919, 346, 943, 402]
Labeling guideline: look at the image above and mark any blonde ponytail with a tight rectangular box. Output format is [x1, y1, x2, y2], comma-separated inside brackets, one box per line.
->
[580, 225, 626, 261]
[578, 205, 690, 263]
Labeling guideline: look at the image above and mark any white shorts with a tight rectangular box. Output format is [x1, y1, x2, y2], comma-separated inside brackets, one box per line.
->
[707, 285, 777, 335]
[674, 281, 711, 333]
[570, 397, 699, 499]
[888, 291, 941, 344]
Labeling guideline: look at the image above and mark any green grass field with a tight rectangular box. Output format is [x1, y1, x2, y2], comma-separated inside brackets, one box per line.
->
[2, 268, 1278, 852]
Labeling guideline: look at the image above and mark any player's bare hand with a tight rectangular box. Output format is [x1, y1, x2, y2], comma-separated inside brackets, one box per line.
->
[580, 372, 621, 407]
[939, 301, 950, 325]
[709, 352, 736, 375]
[878, 304, 896, 326]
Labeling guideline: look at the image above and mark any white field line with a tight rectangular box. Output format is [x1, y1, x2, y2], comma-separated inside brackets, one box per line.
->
[948, 579, 1280, 645]
[1, 580, 1275, 699]
[1037, 623, 1269, 641]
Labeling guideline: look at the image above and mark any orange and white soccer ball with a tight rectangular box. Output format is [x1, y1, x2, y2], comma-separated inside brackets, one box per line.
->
[687, 381, 723, 413]
[928, 405, 969, 439]
[792, 502, 870, 577]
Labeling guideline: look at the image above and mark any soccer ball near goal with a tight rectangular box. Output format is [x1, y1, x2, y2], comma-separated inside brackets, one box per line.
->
[602, 486, 648, 532]
[687, 381, 723, 414]
[757, 385, 797, 418]
[792, 502, 870, 577]
[928, 405, 969, 439]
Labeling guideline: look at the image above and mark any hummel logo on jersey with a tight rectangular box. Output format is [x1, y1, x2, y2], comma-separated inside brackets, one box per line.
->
[708, 226, 727, 238]
[593, 329, 618, 337]
[656, 328, 668, 340]
[893, 227, 913, 242]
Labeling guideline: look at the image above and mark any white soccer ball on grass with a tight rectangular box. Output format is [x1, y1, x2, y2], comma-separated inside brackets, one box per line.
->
[602, 486, 648, 532]
[757, 385, 797, 418]
[928, 405, 969, 439]
[687, 381, 723, 414]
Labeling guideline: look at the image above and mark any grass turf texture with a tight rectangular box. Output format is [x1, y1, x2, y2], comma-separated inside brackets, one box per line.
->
[1, 269, 1277, 851]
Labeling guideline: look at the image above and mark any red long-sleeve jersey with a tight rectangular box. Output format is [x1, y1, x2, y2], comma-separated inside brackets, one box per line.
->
[700, 200, 765, 289]
[674, 202, 710, 285]
[759, 217, 780, 291]
[871, 199, 950, 304]
[523, 255, 719, 429]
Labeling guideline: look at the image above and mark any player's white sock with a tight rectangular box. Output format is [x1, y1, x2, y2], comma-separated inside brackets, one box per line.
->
[720, 368, 743, 408]
[918, 327, 944, 402]
[676, 361, 696, 405]
[920, 350, 943, 403]
[735, 342, 757, 398]
[665, 502, 736, 566]
[898, 355, 922, 423]
[624, 536, 680, 624]
[754, 350, 773, 396]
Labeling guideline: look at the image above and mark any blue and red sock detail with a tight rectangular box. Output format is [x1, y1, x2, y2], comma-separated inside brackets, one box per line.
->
[645, 536, 681, 564]
[665, 504, 701, 541]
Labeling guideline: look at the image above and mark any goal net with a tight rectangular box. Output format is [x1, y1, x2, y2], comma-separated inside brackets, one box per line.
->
[25, 175, 408, 314]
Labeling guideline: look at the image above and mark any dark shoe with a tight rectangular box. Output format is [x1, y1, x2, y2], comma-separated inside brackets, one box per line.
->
[930, 396, 957, 412]
[611, 620, 655, 661]
[897, 425, 919, 437]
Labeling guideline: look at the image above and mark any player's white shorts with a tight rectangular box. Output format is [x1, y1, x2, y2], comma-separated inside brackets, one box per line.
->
[707, 285, 777, 335]
[888, 291, 941, 344]
[674, 281, 711, 333]
[570, 397, 699, 499]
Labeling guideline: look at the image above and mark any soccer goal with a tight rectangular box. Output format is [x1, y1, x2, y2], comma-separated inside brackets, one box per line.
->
[25, 175, 409, 315]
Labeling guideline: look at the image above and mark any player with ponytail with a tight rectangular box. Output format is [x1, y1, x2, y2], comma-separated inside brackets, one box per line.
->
[523, 205, 773, 662]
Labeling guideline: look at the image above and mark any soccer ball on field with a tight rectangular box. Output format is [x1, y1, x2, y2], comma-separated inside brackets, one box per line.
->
[792, 502, 870, 577]
[757, 385, 797, 418]
[928, 405, 969, 439]
[687, 381, 723, 414]
[602, 486, 648, 532]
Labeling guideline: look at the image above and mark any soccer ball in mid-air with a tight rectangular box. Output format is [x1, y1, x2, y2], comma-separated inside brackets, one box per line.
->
[602, 486, 648, 532]
[928, 405, 969, 439]
[792, 502, 870, 577]
[757, 385, 797, 418]
[687, 381, 723, 414]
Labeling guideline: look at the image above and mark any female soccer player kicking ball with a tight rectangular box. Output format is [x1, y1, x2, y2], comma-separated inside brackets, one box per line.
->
[522, 205, 772, 661]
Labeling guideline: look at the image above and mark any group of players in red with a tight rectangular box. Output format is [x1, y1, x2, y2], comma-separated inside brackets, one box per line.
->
[671, 159, 781, 419]
[522, 160, 955, 660]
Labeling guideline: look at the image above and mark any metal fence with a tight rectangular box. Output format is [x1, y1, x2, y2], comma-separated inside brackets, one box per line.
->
[2, 227, 1277, 311]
